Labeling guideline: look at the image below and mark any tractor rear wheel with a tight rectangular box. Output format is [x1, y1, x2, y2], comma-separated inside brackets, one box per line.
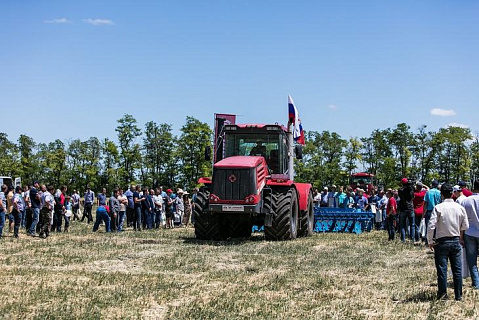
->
[298, 192, 314, 237]
[194, 188, 221, 240]
[264, 187, 298, 241]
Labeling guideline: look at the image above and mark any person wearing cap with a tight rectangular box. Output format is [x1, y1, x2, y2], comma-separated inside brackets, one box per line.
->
[453, 185, 466, 206]
[93, 205, 111, 233]
[423, 179, 442, 245]
[28, 181, 41, 236]
[327, 185, 337, 208]
[427, 183, 469, 301]
[153, 188, 164, 229]
[413, 182, 428, 242]
[175, 189, 185, 226]
[182, 191, 192, 227]
[82, 186, 95, 223]
[459, 181, 473, 197]
[71, 189, 80, 221]
[462, 180, 479, 289]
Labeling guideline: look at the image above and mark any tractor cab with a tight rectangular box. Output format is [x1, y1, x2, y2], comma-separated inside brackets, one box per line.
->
[220, 124, 289, 175]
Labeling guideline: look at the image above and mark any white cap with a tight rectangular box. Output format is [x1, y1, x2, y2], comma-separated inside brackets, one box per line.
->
[453, 185, 461, 192]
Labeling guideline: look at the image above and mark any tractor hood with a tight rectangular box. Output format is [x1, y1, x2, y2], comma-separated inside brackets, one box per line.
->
[214, 156, 265, 169]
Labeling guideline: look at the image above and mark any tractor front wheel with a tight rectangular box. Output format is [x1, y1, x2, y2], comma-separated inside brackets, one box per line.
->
[264, 187, 299, 241]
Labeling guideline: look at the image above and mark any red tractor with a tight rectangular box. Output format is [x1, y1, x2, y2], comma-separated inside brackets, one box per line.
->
[350, 172, 375, 194]
[194, 121, 314, 240]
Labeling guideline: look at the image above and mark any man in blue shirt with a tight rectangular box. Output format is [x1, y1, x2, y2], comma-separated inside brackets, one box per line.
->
[97, 188, 107, 207]
[124, 185, 134, 228]
[423, 179, 442, 244]
[462, 180, 479, 289]
[82, 186, 95, 223]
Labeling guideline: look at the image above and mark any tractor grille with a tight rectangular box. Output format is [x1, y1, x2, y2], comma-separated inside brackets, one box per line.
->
[212, 168, 256, 201]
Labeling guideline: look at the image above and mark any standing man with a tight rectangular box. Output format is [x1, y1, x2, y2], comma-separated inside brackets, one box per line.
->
[153, 188, 163, 229]
[12, 186, 24, 238]
[427, 183, 469, 301]
[413, 182, 428, 242]
[71, 190, 81, 221]
[28, 181, 41, 236]
[398, 178, 415, 243]
[125, 185, 134, 228]
[97, 187, 107, 207]
[327, 185, 337, 208]
[109, 189, 120, 231]
[117, 188, 127, 232]
[133, 185, 143, 231]
[39, 185, 54, 239]
[423, 179, 442, 244]
[462, 180, 479, 289]
[0, 185, 6, 237]
[82, 186, 94, 223]
[386, 190, 397, 241]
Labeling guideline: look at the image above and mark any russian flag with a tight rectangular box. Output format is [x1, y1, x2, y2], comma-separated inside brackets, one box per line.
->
[288, 95, 305, 145]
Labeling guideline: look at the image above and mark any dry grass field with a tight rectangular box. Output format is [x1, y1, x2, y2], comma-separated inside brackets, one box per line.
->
[0, 219, 478, 320]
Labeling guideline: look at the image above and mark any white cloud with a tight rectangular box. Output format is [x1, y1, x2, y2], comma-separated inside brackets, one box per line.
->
[327, 104, 338, 110]
[430, 108, 456, 117]
[43, 18, 71, 24]
[83, 19, 114, 26]
[445, 123, 469, 129]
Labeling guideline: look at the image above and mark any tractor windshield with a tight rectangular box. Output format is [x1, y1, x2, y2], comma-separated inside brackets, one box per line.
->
[224, 132, 287, 174]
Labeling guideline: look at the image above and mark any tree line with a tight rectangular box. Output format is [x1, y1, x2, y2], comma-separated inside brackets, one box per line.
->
[0, 115, 212, 192]
[1, 117, 478, 192]
[295, 123, 479, 189]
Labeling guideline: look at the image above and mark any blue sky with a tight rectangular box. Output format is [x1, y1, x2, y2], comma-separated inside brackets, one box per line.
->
[1, 0, 478, 144]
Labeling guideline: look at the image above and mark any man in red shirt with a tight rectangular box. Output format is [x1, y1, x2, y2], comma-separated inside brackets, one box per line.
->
[413, 182, 428, 242]
[386, 190, 397, 241]
[459, 181, 473, 197]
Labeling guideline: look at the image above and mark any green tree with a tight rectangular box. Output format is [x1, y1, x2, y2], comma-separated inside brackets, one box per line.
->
[116, 114, 141, 185]
[177, 116, 212, 190]
[101, 138, 120, 191]
[0, 133, 19, 178]
[17, 134, 38, 182]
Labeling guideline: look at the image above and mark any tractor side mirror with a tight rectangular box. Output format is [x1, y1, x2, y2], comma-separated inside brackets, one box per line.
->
[295, 145, 303, 160]
[205, 146, 212, 161]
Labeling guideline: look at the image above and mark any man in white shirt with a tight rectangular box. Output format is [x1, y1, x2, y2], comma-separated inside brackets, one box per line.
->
[427, 183, 469, 301]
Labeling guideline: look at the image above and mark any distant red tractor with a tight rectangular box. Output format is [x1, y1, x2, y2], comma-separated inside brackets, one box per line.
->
[350, 172, 375, 194]
[194, 121, 314, 241]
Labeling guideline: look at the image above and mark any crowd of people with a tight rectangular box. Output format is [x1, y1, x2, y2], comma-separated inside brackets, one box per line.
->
[0, 182, 198, 238]
[313, 178, 479, 301]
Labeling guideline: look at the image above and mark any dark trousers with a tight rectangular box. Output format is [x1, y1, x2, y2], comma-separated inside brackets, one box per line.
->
[386, 215, 396, 240]
[82, 203, 93, 223]
[434, 238, 462, 300]
[399, 210, 415, 242]
[11, 209, 21, 238]
[142, 208, 148, 229]
[134, 207, 142, 231]
[126, 207, 134, 227]
[72, 205, 80, 220]
[25, 208, 33, 231]
[109, 212, 117, 231]
[53, 207, 63, 232]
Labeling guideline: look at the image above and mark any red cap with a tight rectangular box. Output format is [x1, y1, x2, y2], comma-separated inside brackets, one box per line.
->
[401, 178, 408, 185]
[167, 189, 173, 193]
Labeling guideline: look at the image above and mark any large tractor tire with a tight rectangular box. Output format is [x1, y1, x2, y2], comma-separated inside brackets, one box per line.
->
[220, 215, 252, 239]
[264, 187, 299, 241]
[298, 192, 314, 237]
[194, 188, 221, 240]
